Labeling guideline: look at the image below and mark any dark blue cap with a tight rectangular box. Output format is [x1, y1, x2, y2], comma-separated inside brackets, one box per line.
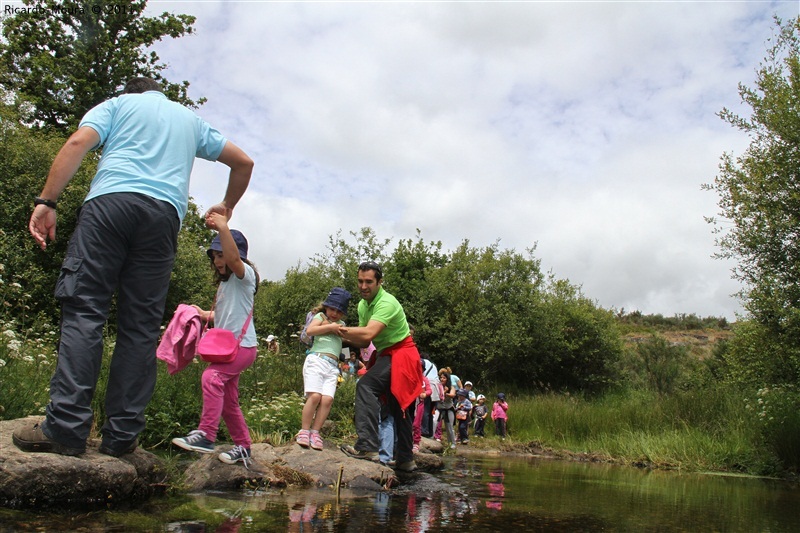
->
[322, 287, 351, 314]
[207, 229, 248, 260]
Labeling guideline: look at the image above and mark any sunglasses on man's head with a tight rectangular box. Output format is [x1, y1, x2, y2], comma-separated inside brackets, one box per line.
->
[358, 261, 383, 277]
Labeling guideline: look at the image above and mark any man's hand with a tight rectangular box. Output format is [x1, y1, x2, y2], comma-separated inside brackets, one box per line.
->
[204, 202, 232, 223]
[29, 205, 57, 250]
[205, 211, 229, 231]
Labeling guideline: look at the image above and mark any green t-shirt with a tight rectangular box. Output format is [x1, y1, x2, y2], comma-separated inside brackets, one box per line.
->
[358, 287, 410, 352]
[309, 312, 344, 357]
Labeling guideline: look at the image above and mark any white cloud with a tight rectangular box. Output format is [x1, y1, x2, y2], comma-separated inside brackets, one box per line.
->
[147, 1, 799, 320]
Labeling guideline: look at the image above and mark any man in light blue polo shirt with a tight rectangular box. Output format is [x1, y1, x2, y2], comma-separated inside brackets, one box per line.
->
[14, 77, 254, 458]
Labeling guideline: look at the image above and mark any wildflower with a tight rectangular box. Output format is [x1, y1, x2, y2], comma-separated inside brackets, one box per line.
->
[8, 340, 22, 352]
[0, 358, 6, 367]
[10, 282, 22, 289]
[3, 330, 15, 339]
[21, 355, 34, 363]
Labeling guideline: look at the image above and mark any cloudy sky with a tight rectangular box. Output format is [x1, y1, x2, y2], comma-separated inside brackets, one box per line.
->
[146, 1, 799, 321]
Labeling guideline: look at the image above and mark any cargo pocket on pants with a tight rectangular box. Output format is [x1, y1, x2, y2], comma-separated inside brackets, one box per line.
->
[54, 255, 83, 303]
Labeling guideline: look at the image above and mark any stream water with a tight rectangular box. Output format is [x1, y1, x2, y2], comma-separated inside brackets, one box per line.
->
[1, 453, 799, 531]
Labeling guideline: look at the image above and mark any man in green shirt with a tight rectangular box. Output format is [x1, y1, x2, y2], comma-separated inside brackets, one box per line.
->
[339, 261, 422, 472]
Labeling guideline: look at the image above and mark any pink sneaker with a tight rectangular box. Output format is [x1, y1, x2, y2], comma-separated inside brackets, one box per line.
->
[309, 431, 323, 451]
[412, 444, 420, 453]
[296, 429, 310, 448]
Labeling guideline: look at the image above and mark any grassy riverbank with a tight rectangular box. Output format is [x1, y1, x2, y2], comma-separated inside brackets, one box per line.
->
[2, 325, 798, 479]
[460, 389, 766, 474]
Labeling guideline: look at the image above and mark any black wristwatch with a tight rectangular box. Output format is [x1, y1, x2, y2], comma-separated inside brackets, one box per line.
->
[34, 197, 57, 209]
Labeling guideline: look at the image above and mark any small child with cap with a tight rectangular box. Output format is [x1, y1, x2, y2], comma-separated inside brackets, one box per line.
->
[296, 287, 351, 451]
[464, 381, 476, 401]
[455, 388, 473, 444]
[473, 394, 488, 437]
[492, 393, 509, 439]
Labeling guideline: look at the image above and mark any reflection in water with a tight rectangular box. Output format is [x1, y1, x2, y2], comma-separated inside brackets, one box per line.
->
[372, 491, 390, 525]
[487, 468, 505, 510]
[286, 491, 317, 532]
[4, 455, 800, 531]
[215, 517, 243, 533]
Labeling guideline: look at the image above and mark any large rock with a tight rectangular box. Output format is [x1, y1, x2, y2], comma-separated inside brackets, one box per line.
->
[1, 417, 446, 509]
[182, 435, 444, 492]
[0, 416, 167, 510]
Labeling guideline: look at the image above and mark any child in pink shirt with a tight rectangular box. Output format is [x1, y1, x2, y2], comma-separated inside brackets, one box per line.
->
[491, 393, 509, 439]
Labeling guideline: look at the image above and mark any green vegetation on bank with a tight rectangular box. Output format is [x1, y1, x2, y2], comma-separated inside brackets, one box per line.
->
[2, 315, 799, 478]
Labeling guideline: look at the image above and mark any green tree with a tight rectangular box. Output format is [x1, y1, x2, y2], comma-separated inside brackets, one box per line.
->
[533, 278, 623, 394]
[422, 242, 543, 384]
[0, 0, 202, 132]
[704, 16, 800, 385]
[633, 336, 691, 395]
[0, 103, 93, 328]
[256, 226, 623, 394]
[383, 230, 447, 335]
[162, 204, 215, 321]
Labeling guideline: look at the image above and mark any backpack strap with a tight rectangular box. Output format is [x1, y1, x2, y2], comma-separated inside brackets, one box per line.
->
[204, 294, 254, 343]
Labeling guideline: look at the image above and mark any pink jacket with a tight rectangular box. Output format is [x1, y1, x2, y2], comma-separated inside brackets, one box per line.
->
[156, 304, 203, 375]
[491, 400, 508, 420]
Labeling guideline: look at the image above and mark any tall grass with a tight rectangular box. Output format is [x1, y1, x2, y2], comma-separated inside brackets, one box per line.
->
[510, 388, 766, 474]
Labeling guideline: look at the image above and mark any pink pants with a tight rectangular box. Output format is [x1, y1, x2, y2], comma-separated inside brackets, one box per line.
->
[198, 346, 257, 446]
[412, 400, 425, 445]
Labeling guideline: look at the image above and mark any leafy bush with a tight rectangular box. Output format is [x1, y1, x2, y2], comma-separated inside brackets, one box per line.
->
[745, 385, 800, 472]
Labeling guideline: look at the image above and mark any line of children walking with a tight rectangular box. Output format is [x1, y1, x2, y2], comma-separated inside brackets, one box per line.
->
[429, 372, 510, 445]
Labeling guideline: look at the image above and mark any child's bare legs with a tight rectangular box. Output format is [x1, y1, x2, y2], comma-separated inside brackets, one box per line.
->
[300, 392, 333, 450]
[301, 393, 334, 429]
[301, 393, 322, 429]
[312, 395, 334, 431]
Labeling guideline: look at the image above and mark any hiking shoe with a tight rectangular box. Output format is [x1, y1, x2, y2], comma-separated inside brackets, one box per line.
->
[309, 431, 323, 451]
[12, 421, 84, 456]
[450, 443, 456, 450]
[219, 444, 251, 466]
[99, 438, 138, 458]
[340, 444, 378, 461]
[380, 459, 396, 467]
[296, 429, 310, 448]
[412, 444, 420, 453]
[172, 430, 214, 453]
[395, 460, 417, 473]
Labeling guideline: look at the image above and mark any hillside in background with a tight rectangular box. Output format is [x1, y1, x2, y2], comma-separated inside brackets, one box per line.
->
[616, 312, 733, 360]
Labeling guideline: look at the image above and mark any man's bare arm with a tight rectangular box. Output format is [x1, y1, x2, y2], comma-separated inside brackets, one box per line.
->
[205, 141, 254, 220]
[29, 127, 100, 249]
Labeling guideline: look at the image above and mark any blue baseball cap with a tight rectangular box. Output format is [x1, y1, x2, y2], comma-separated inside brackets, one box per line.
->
[207, 229, 248, 260]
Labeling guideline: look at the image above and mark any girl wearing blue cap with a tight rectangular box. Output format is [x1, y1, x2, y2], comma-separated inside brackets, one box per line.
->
[296, 287, 351, 451]
[172, 213, 259, 465]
